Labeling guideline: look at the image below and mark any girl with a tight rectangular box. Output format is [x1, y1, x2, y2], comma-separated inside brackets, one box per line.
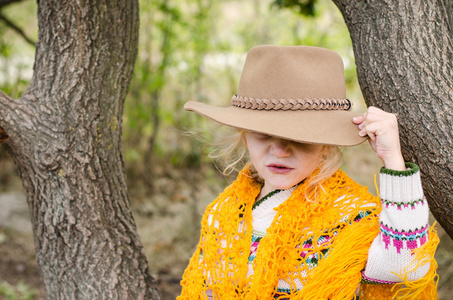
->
[178, 45, 438, 299]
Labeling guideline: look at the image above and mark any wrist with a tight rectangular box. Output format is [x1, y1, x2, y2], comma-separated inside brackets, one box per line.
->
[382, 154, 406, 171]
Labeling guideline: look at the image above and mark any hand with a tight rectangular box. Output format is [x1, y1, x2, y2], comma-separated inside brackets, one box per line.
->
[352, 107, 406, 171]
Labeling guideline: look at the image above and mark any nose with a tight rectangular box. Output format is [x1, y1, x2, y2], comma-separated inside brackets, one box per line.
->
[269, 138, 291, 157]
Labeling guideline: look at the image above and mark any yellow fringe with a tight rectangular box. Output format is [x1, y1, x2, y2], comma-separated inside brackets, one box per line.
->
[374, 173, 380, 199]
[295, 218, 380, 299]
[178, 165, 439, 300]
[392, 224, 439, 300]
[359, 224, 439, 300]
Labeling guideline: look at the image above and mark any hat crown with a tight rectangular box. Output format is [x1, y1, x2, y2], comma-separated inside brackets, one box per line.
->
[237, 45, 346, 100]
[184, 45, 367, 147]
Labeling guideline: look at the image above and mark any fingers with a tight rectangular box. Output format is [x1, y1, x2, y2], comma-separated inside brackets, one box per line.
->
[352, 106, 405, 170]
[359, 121, 381, 141]
[353, 106, 398, 139]
[352, 115, 364, 124]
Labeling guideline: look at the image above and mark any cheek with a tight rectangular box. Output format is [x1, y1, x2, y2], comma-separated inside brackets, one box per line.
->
[246, 140, 266, 163]
[248, 150, 263, 171]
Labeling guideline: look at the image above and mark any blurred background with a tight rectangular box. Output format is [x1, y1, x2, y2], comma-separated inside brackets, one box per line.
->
[0, 0, 451, 299]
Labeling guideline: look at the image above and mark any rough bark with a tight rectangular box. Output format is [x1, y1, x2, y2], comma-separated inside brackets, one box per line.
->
[333, 0, 453, 239]
[0, 0, 161, 299]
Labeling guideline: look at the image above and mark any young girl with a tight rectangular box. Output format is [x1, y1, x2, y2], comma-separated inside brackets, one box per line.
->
[178, 45, 438, 299]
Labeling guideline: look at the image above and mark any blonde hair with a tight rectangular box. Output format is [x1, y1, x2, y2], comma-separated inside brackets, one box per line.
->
[304, 144, 343, 202]
[210, 128, 343, 201]
[208, 128, 249, 176]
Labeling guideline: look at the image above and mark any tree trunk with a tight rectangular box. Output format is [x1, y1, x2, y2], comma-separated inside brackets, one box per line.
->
[333, 0, 453, 239]
[0, 0, 161, 299]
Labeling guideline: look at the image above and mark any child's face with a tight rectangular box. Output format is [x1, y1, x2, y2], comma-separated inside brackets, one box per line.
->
[245, 132, 324, 196]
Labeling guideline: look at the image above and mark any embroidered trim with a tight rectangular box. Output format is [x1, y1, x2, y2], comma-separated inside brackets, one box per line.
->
[231, 95, 352, 111]
[381, 198, 424, 210]
[380, 223, 429, 254]
[252, 229, 266, 237]
[252, 189, 282, 210]
[352, 210, 373, 222]
[380, 162, 419, 177]
[361, 272, 397, 285]
[249, 235, 263, 262]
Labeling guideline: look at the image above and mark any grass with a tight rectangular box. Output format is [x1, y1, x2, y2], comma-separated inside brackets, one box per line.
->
[0, 281, 37, 300]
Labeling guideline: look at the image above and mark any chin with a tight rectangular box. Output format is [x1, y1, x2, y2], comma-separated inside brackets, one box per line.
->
[271, 182, 296, 190]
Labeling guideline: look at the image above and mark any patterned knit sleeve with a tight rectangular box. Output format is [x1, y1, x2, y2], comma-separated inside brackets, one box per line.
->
[362, 162, 431, 284]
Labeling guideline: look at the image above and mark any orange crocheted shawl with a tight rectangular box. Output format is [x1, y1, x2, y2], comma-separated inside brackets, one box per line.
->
[179, 165, 438, 299]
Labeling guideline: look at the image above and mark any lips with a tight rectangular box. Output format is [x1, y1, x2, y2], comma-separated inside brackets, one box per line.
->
[266, 164, 294, 174]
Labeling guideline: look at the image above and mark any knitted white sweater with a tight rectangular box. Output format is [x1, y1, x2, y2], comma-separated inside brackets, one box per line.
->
[203, 163, 430, 298]
[248, 163, 430, 292]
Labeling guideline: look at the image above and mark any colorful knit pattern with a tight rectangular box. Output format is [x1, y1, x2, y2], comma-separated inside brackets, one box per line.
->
[250, 231, 333, 267]
[248, 234, 262, 262]
[178, 164, 439, 300]
[380, 223, 429, 253]
[381, 198, 425, 210]
[362, 163, 437, 289]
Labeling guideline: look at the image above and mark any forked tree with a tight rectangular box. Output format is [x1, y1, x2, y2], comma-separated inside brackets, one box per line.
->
[333, 0, 453, 239]
[0, 0, 161, 298]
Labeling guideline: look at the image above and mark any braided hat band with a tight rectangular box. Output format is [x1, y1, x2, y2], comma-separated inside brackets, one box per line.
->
[184, 45, 368, 146]
[231, 95, 352, 111]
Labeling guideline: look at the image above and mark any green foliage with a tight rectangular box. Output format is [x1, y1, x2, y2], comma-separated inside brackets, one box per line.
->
[121, 0, 363, 191]
[271, 0, 318, 16]
[0, 0, 36, 99]
[0, 281, 37, 300]
[1, 0, 363, 192]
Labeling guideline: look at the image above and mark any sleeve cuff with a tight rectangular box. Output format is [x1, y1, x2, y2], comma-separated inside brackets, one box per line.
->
[379, 162, 423, 204]
[380, 162, 419, 177]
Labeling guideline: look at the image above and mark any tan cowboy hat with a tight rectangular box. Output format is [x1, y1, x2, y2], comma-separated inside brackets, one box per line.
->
[185, 45, 367, 146]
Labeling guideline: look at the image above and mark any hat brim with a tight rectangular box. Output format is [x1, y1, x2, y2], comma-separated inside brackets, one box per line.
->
[185, 101, 368, 147]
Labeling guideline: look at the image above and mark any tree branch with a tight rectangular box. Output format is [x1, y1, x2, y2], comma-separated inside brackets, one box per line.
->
[0, 12, 36, 47]
[0, 89, 12, 143]
[0, 0, 25, 7]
